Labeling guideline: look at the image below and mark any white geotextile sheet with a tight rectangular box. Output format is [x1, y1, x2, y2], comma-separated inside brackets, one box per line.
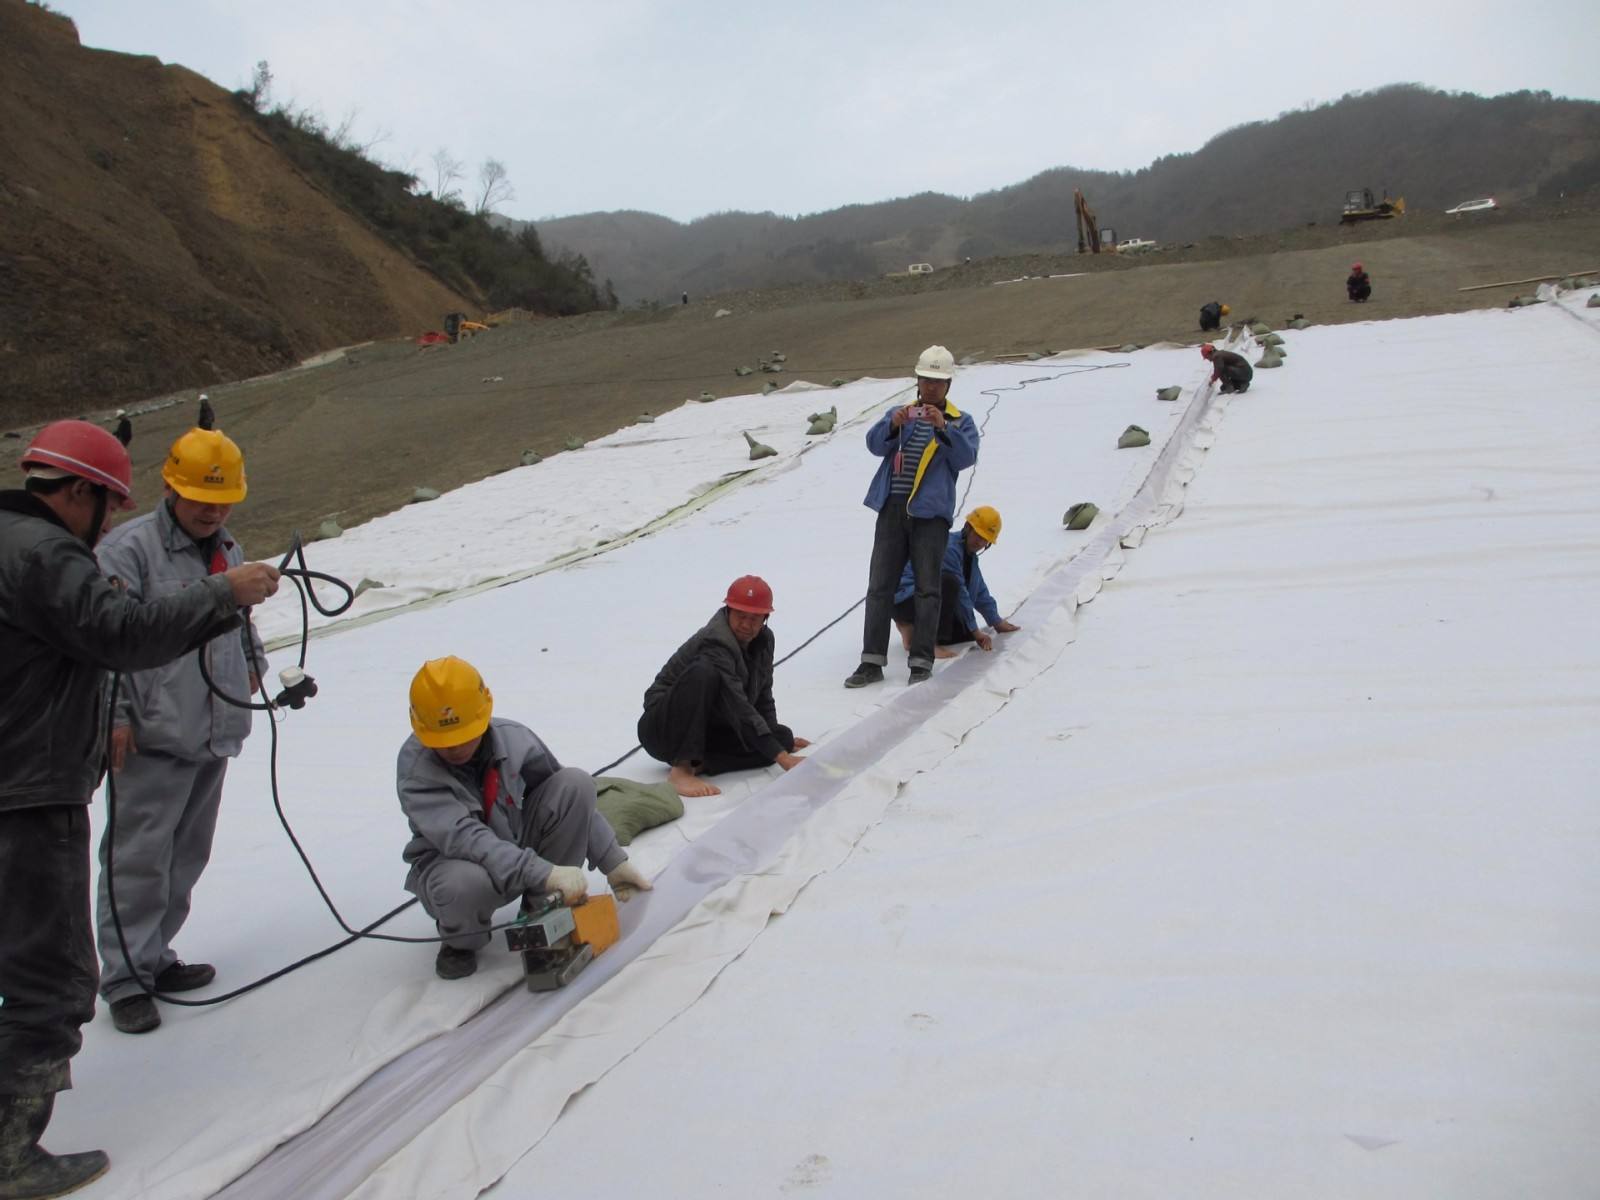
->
[249, 377, 908, 643]
[54, 349, 1201, 1198]
[485, 306, 1600, 1198]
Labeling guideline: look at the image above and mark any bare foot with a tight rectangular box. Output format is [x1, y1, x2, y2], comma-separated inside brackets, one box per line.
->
[668, 764, 721, 797]
[894, 621, 913, 652]
[934, 645, 960, 659]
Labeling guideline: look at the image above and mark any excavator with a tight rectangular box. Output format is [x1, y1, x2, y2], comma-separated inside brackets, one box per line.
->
[1073, 189, 1117, 254]
[1340, 188, 1405, 225]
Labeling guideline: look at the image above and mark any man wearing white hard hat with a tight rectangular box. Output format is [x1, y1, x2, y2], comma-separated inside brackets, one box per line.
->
[845, 345, 980, 687]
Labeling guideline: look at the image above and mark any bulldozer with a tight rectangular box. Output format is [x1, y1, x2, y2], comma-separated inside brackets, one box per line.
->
[442, 312, 492, 343]
[1340, 188, 1405, 225]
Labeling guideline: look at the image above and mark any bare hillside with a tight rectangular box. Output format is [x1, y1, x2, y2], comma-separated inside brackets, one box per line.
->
[0, 0, 475, 425]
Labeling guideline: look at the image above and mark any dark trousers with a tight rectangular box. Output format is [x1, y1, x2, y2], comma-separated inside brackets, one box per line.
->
[1218, 362, 1252, 394]
[892, 572, 976, 646]
[0, 806, 97, 1097]
[862, 503, 948, 671]
[637, 658, 793, 776]
[1348, 282, 1371, 302]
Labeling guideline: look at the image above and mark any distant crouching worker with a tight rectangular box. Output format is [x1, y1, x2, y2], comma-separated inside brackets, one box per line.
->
[1347, 262, 1372, 302]
[893, 505, 1021, 658]
[398, 657, 651, 980]
[95, 424, 261, 1036]
[1201, 342, 1253, 394]
[638, 575, 808, 798]
[1198, 300, 1230, 331]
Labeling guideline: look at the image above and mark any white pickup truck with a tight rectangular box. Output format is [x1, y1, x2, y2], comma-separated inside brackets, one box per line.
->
[1115, 238, 1156, 254]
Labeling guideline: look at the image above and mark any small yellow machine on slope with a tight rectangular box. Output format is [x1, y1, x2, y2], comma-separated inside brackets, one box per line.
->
[1340, 188, 1406, 224]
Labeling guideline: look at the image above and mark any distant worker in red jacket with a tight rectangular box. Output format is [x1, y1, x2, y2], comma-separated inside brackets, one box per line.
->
[1347, 262, 1372, 302]
[1200, 343, 1253, 394]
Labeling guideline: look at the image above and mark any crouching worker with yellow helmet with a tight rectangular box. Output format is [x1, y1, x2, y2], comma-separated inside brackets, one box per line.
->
[95, 422, 264, 1036]
[400, 657, 652, 980]
[891, 505, 1021, 660]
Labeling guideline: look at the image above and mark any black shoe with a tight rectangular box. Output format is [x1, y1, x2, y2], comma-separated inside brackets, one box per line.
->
[843, 663, 884, 689]
[435, 946, 478, 981]
[154, 961, 215, 992]
[109, 995, 160, 1035]
[908, 666, 932, 684]
[0, 1093, 110, 1200]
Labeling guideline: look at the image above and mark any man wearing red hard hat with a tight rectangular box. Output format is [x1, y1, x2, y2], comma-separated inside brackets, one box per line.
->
[637, 575, 809, 797]
[0, 419, 279, 1196]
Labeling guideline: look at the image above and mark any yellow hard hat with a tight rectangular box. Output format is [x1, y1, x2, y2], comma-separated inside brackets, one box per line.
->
[1219, 303, 1232, 316]
[162, 427, 247, 504]
[965, 505, 1002, 544]
[409, 656, 494, 748]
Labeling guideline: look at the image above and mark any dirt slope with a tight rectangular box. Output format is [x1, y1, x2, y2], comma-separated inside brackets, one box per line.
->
[0, 0, 474, 425]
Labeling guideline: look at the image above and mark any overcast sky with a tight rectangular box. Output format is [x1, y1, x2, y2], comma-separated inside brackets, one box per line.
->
[52, 0, 1600, 225]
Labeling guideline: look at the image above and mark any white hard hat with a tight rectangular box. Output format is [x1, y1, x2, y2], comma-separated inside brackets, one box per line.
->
[914, 345, 954, 380]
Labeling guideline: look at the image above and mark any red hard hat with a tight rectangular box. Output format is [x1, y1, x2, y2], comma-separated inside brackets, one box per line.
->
[1200, 343, 1215, 359]
[20, 420, 137, 510]
[1352, 262, 1363, 271]
[725, 574, 774, 614]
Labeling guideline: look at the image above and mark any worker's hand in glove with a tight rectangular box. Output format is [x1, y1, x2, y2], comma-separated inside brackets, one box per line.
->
[974, 631, 994, 652]
[994, 619, 1021, 633]
[109, 725, 136, 771]
[775, 750, 805, 771]
[226, 562, 281, 606]
[791, 736, 812, 749]
[544, 865, 588, 906]
[606, 860, 654, 901]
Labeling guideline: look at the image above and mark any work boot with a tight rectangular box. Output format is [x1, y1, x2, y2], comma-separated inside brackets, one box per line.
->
[435, 946, 478, 981]
[109, 995, 160, 1035]
[908, 666, 932, 684]
[154, 961, 215, 992]
[843, 663, 884, 689]
[0, 1093, 110, 1200]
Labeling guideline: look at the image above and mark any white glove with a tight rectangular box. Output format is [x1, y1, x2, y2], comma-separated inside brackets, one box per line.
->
[544, 865, 588, 905]
[606, 860, 654, 900]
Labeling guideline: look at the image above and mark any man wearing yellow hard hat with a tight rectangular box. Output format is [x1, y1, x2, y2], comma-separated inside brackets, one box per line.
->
[892, 505, 1021, 658]
[399, 657, 652, 980]
[94, 417, 264, 1036]
[1198, 300, 1231, 332]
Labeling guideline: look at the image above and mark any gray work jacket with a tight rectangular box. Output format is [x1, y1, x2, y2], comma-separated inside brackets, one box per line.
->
[397, 718, 623, 896]
[0, 491, 239, 812]
[97, 502, 262, 760]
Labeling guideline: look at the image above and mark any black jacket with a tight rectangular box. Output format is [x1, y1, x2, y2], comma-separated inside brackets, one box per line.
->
[643, 609, 783, 761]
[0, 491, 240, 810]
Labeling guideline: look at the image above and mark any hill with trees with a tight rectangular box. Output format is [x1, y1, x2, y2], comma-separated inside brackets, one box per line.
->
[532, 85, 1600, 303]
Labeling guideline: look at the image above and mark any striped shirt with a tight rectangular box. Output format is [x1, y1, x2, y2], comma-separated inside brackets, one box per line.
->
[889, 420, 935, 495]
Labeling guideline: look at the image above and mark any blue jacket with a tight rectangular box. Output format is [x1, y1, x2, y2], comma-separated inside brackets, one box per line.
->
[862, 400, 980, 521]
[895, 530, 1001, 633]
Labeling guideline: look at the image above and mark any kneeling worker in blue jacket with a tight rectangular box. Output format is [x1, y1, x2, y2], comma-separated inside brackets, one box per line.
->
[893, 505, 1021, 658]
[845, 345, 981, 688]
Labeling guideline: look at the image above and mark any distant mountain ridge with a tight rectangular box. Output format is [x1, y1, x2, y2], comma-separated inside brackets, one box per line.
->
[529, 85, 1600, 303]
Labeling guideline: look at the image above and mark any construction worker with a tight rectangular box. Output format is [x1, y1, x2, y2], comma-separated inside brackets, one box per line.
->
[398, 657, 652, 980]
[845, 344, 980, 688]
[0, 421, 278, 1198]
[1198, 301, 1231, 332]
[1347, 262, 1372, 302]
[638, 575, 809, 798]
[93, 425, 261, 1036]
[1200, 343, 1253, 394]
[893, 506, 1020, 658]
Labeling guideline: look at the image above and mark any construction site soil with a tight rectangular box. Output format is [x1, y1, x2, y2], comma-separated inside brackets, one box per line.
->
[5, 201, 1597, 557]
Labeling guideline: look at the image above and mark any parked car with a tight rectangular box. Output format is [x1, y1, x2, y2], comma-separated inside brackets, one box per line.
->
[907, 262, 934, 274]
[1445, 198, 1498, 215]
[1115, 238, 1157, 254]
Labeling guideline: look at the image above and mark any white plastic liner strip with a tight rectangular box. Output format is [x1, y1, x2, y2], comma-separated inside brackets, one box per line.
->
[216, 367, 1225, 1199]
